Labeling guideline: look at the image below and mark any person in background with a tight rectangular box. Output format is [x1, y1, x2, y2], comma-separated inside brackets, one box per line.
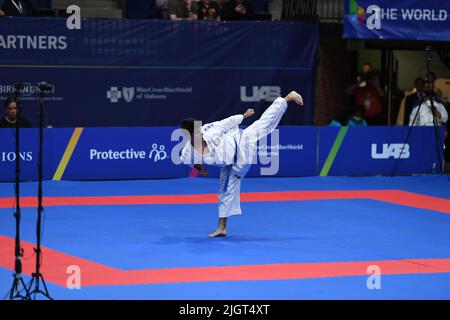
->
[425, 71, 444, 103]
[347, 105, 368, 126]
[0, 97, 32, 128]
[169, 0, 197, 20]
[193, 0, 221, 20]
[0, 0, 37, 16]
[361, 62, 384, 98]
[404, 77, 426, 126]
[215, 0, 226, 11]
[222, 0, 253, 20]
[346, 73, 383, 125]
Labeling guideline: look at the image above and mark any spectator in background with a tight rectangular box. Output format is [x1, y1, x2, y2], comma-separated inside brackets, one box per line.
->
[169, 0, 197, 20]
[0, 97, 31, 128]
[346, 73, 383, 125]
[0, 0, 37, 16]
[193, 0, 221, 20]
[347, 105, 368, 126]
[222, 0, 253, 20]
[404, 77, 426, 126]
[361, 62, 384, 98]
[216, 0, 226, 11]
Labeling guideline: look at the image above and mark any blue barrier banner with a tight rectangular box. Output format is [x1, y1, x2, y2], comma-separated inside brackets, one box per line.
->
[1, 126, 442, 181]
[318, 126, 445, 176]
[343, 0, 450, 41]
[0, 18, 318, 126]
[0, 126, 317, 181]
[61, 127, 317, 180]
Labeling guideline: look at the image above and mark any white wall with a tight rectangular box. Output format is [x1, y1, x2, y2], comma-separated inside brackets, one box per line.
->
[395, 50, 450, 91]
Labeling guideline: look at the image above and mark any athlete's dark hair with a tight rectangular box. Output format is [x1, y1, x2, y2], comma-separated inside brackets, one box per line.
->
[181, 118, 196, 137]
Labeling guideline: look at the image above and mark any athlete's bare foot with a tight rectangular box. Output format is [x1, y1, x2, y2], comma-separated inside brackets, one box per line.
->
[284, 91, 304, 106]
[208, 228, 227, 238]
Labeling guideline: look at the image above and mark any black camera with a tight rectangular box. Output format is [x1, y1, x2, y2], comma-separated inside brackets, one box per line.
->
[13, 82, 24, 93]
[37, 82, 54, 92]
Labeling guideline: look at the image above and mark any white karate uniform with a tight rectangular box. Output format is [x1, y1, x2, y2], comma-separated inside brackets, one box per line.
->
[181, 97, 288, 218]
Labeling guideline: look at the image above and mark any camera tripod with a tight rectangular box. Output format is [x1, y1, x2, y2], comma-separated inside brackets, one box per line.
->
[7, 82, 31, 300]
[26, 82, 53, 300]
[392, 46, 448, 179]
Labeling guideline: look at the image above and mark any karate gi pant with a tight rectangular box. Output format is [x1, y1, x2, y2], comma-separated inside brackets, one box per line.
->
[218, 97, 288, 218]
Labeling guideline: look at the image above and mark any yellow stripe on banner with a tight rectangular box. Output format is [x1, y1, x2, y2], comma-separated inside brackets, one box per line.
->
[52, 127, 84, 181]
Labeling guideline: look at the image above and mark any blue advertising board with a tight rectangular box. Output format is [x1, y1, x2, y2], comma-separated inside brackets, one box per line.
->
[318, 126, 445, 176]
[61, 127, 189, 180]
[0, 66, 313, 128]
[0, 18, 318, 127]
[0, 126, 444, 182]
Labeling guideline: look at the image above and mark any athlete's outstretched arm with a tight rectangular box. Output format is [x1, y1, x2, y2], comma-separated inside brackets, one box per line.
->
[211, 109, 255, 134]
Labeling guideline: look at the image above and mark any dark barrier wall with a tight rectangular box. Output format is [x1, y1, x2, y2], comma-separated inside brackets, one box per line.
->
[0, 17, 319, 127]
[33, 0, 52, 9]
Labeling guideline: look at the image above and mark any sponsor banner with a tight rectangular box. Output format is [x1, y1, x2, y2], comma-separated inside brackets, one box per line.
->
[0, 67, 314, 127]
[0, 127, 317, 181]
[343, 0, 450, 41]
[0, 126, 443, 182]
[0, 18, 318, 127]
[61, 127, 188, 180]
[318, 126, 445, 176]
[61, 127, 317, 180]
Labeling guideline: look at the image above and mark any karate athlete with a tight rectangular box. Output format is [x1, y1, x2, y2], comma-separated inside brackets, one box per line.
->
[180, 91, 303, 237]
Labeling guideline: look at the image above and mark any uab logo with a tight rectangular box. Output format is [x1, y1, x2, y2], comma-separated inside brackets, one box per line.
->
[371, 144, 410, 159]
[240, 86, 281, 102]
